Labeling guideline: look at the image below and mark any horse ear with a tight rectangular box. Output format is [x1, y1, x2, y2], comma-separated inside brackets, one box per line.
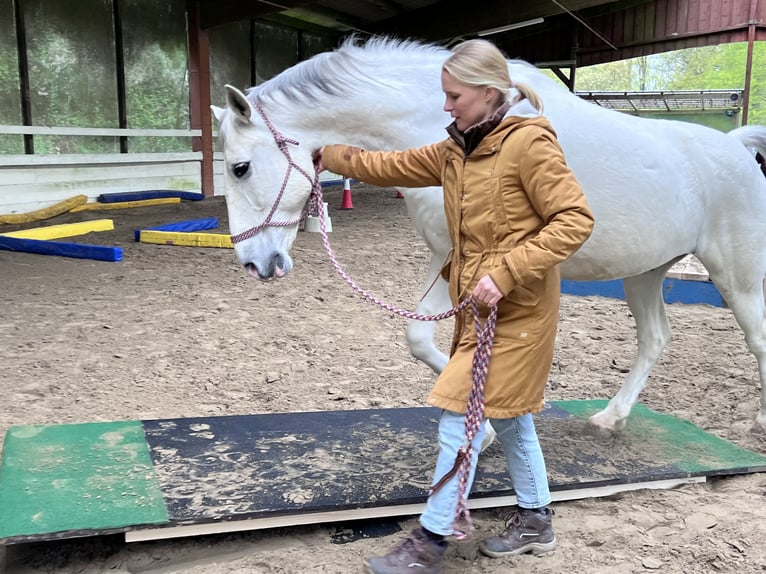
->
[210, 105, 225, 123]
[225, 84, 252, 124]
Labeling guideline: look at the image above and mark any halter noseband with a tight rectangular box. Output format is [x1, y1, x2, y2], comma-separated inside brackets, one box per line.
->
[229, 101, 320, 245]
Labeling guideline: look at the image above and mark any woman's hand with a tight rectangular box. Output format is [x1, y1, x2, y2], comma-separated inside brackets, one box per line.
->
[472, 275, 503, 306]
[312, 147, 325, 172]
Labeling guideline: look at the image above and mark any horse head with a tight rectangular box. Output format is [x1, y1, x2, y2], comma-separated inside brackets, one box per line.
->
[213, 84, 317, 281]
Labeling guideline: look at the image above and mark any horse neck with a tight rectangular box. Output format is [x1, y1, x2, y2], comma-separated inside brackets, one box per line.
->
[271, 94, 446, 153]
[255, 47, 449, 152]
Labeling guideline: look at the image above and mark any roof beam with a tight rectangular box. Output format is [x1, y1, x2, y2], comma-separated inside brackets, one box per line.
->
[280, 5, 370, 32]
[198, 0, 317, 29]
[367, 0, 619, 41]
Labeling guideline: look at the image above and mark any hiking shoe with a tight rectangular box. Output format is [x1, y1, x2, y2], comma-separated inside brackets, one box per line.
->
[479, 506, 557, 558]
[365, 527, 446, 574]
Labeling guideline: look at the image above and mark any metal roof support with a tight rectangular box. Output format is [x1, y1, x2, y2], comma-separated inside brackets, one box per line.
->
[113, 0, 128, 153]
[12, 0, 33, 154]
[743, 0, 759, 125]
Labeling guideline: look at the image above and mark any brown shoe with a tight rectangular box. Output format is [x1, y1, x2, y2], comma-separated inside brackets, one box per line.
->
[479, 507, 557, 558]
[365, 527, 446, 574]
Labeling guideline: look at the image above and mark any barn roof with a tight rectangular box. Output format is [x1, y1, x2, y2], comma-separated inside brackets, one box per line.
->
[197, 0, 766, 68]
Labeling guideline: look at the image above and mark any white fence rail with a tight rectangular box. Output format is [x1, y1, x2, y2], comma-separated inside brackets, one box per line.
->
[0, 126, 209, 215]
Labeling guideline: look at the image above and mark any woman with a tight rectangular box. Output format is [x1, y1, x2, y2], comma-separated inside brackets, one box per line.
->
[314, 39, 594, 574]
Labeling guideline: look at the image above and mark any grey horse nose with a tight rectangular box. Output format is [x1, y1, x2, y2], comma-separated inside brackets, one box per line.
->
[244, 252, 287, 280]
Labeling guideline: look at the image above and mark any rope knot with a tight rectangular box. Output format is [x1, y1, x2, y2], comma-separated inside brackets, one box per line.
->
[276, 134, 299, 147]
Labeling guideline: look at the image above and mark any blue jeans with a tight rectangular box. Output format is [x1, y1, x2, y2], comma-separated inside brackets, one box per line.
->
[420, 410, 552, 536]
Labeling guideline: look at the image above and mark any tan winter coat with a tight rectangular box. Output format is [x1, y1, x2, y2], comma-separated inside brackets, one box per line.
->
[322, 115, 594, 418]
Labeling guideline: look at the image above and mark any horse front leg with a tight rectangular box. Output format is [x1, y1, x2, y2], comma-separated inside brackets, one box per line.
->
[589, 264, 674, 431]
[407, 255, 497, 450]
[407, 255, 451, 374]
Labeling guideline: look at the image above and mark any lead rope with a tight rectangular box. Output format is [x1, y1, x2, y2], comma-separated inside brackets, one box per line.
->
[309, 174, 498, 538]
[228, 102, 497, 536]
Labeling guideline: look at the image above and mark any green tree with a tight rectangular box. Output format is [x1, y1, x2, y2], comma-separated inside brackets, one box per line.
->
[575, 42, 766, 125]
[664, 43, 766, 125]
[572, 59, 636, 92]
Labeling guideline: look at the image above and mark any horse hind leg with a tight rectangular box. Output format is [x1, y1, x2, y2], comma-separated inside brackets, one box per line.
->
[701, 253, 766, 432]
[589, 261, 678, 431]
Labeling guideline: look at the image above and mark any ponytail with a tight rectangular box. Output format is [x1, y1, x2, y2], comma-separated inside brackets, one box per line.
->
[513, 81, 544, 113]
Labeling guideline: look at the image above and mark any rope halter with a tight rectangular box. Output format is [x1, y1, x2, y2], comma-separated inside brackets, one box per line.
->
[229, 100, 320, 245]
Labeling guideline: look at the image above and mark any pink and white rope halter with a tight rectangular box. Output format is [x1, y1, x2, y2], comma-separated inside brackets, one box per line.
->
[229, 101, 320, 245]
[234, 101, 498, 538]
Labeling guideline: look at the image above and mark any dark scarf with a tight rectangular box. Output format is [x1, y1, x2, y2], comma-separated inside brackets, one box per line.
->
[446, 101, 511, 157]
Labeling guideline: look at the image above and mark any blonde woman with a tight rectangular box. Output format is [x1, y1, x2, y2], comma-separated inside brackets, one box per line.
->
[314, 39, 594, 574]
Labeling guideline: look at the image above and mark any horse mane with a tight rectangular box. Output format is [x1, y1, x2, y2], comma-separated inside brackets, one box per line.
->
[247, 36, 449, 107]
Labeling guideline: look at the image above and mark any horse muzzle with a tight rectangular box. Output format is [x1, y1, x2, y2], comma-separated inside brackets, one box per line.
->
[244, 252, 291, 281]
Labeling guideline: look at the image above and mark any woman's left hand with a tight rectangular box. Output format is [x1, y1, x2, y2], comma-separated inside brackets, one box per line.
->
[312, 147, 326, 172]
[472, 275, 503, 306]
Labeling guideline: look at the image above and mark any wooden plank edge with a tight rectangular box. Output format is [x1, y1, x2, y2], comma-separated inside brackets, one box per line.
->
[0, 195, 87, 225]
[0, 236, 122, 262]
[665, 271, 710, 282]
[71, 198, 181, 212]
[124, 476, 705, 543]
[0, 219, 114, 239]
[138, 230, 233, 248]
[0, 153, 202, 166]
[99, 190, 205, 203]
[0, 125, 201, 138]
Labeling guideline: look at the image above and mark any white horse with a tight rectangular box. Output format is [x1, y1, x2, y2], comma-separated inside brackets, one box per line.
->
[213, 37, 766, 432]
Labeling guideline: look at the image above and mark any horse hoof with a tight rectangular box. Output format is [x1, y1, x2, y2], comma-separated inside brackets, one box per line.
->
[582, 421, 615, 439]
[588, 411, 626, 432]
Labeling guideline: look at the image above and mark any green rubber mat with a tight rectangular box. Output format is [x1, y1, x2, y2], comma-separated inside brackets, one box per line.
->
[0, 421, 167, 541]
[1, 401, 764, 544]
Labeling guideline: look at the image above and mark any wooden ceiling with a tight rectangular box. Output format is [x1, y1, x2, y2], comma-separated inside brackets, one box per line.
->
[195, 0, 766, 67]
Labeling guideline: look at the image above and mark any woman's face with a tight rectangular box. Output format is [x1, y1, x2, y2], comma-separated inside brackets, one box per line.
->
[441, 69, 495, 131]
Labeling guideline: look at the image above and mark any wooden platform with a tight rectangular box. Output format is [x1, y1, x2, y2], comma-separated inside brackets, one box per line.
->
[1, 400, 764, 545]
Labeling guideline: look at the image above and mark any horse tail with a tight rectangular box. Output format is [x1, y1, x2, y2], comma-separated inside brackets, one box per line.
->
[728, 125, 766, 176]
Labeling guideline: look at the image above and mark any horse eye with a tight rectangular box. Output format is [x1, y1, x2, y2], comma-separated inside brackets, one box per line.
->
[232, 161, 250, 178]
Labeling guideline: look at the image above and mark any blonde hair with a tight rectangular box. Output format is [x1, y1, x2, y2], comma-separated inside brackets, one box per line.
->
[442, 39, 543, 113]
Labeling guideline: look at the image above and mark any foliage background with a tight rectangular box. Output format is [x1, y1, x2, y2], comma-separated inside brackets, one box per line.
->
[1, 0, 764, 155]
[0, 0, 335, 156]
[574, 42, 766, 126]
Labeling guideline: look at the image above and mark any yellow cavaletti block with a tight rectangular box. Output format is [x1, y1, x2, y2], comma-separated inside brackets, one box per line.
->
[0, 195, 88, 224]
[0, 219, 115, 240]
[138, 230, 233, 248]
[70, 198, 181, 212]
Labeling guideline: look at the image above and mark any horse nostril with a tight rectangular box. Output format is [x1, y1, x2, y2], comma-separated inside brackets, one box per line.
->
[273, 253, 285, 270]
[232, 161, 250, 178]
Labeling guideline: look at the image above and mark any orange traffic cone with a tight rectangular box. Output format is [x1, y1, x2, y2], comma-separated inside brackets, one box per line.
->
[340, 178, 354, 209]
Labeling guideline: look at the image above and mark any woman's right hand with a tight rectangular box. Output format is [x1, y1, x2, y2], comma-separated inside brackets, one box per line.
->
[312, 147, 325, 172]
[472, 275, 503, 307]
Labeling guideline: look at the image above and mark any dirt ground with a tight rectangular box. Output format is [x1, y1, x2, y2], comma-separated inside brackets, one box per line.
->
[1, 185, 765, 574]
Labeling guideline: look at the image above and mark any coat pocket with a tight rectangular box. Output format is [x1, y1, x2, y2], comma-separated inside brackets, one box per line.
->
[505, 284, 541, 307]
